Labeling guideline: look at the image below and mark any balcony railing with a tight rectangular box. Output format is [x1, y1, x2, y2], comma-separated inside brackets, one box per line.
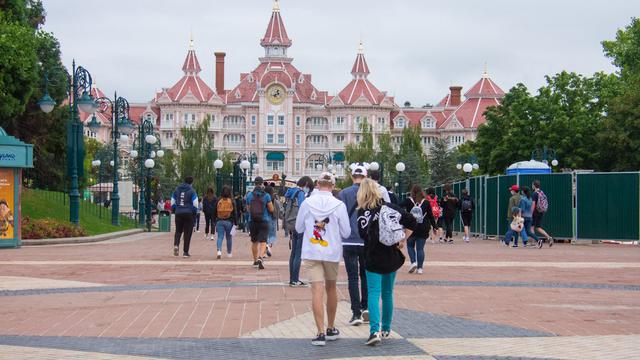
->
[160, 121, 174, 129]
[306, 124, 329, 131]
[223, 121, 245, 129]
[306, 142, 329, 149]
[224, 141, 246, 148]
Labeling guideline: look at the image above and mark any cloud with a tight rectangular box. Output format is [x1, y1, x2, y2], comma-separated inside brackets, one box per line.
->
[42, 0, 636, 104]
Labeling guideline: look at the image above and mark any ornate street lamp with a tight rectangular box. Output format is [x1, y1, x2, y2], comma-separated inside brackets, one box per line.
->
[531, 146, 559, 167]
[38, 61, 95, 225]
[94, 93, 132, 226]
[214, 159, 224, 196]
[144, 158, 155, 232]
[395, 162, 405, 195]
[92, 159, 103, 219]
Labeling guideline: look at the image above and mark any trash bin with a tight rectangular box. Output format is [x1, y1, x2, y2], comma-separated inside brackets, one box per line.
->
[159, 214, 171, 232]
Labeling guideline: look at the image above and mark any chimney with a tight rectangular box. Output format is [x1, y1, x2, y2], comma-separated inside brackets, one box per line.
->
[449, 86, 462, 107]
[214, 52, 226, 95]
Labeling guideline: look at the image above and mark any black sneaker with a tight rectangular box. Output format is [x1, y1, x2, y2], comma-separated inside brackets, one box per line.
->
[296, 281, 309, 287]
[289, 281, 298, 287]
[365, 332, 381, 346]
[253, 260, 259, 268]
[381, 330, 390, 339]
[173, 246, 179, 256]
[348, 314, 363, 326]
[549, 237, 554, 247]
[257, 259, 265, 270]
[326, 327, 340, 341]
[362, 309, 370, 323]
[537, 238, 544, 249]
[311, 333, 326, 346]
[183, 253, 190, 258]
[266, 246, 272, 257]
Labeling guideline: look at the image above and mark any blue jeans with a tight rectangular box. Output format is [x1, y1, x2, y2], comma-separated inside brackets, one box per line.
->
[343, 245, 367, 316]
[216, 220, 233, 254]
[366, 270, 396, 334]
[267, 219, 277, 245]
[524, 217, 539, 242]
[289, 231, 303, 283]
[407, 236, 426, 269]
[504, 219, 520, 246]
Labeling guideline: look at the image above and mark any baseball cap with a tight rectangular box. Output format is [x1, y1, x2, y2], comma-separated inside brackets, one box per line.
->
[509, 185, 519, 192]
[254, 176, 264, 185]
[351, 164, 368, 177]
[317, 172, 336, 185]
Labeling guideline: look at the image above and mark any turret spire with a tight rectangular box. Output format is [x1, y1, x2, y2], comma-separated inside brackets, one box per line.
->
[351, 40, 370, 78]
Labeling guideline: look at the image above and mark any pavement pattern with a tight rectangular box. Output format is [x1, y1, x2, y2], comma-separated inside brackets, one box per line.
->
[0, 230, 638, 359]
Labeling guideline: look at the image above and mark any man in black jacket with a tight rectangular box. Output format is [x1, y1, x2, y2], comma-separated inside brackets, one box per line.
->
[171, 176, 198, 258]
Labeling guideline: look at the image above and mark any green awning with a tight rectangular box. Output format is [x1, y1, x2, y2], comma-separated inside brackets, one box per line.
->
[266, 152, 285, 161]
[333, 152, 345, 162]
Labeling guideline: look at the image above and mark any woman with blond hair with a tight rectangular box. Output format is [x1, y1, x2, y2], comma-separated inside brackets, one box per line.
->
[356, 179, 416, 346]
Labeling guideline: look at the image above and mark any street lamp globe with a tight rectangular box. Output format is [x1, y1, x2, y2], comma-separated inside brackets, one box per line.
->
[144, 159, 155, 169]
[551, 159, 559, 167]
[145, 134, 157, 144]
[214, 159, 224, 169]
[395, 162, 406, 172]
[156, 150, 164, 158]
[369, 162, 380, 171]
[463, 163, 473, 173]
[473, 163, 480, 170]
[77, 91, 95, 113]
[456, 163, 462, 170]
[37, 93, 56, 113]
[130, 150, 138, 159]
[150, 151, 156, 159]
[240, 160, 251, 170]
[91, 160, 101, 167]
[120, 134, 129, 142]
[109, 160, 115, 167]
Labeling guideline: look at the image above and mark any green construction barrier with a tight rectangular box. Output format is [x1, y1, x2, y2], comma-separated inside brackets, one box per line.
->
[518, 173, 573, 239]
[577, 172, 639, 241]
[485, 176, 498, 236]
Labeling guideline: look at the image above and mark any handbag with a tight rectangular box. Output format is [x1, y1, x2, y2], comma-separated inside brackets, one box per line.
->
[230, 225, 237, 237]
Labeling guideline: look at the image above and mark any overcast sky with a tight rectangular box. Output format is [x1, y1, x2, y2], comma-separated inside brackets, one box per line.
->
[42, 0, 637, 105]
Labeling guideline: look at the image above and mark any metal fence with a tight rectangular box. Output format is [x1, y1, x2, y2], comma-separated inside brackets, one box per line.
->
[424, 172, 640, 242]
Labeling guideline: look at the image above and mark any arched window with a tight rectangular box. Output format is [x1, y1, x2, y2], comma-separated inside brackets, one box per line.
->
[306, 154, 326, 170]
[421, 117, 435, 129]
[394, 117, 406, 129]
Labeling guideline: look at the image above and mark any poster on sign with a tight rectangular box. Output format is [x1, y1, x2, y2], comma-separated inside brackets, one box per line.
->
[0, 169, 15, 239]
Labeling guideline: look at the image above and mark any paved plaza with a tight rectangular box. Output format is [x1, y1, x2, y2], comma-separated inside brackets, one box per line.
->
[0, 231, 638, 359]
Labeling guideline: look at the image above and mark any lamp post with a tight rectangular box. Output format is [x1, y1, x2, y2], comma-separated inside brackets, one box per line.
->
[91, 93, 135, 226]
[130, 119, 156, 226]
[248, 152, 258, 181]
[214, 159, 224, 196]
[240, 159, 250, 195]
[395, 162, 405, 196]
[91, 159, 103, 219]
[531, 146, 559, 167]
[38, 60, 96, 225]
[144, 158, 155, 232]
[456, 155, 479, 188]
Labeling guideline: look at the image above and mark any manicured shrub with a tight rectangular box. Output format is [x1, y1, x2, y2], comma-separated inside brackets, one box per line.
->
[21, 217, 88, 239]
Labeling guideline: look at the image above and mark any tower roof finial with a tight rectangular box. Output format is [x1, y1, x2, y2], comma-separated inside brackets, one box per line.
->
[358, 40, 364, 54]
[273, 0, 280, 12]
[482, 62, 489, 78]
[189, 30, 194, 49]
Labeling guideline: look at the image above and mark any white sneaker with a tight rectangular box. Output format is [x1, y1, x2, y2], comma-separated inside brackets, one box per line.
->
[464, 236, 470, 243]
[417, 268, 423, 274]
[216, 250, 222, 259]
[226, 253, 232, 258]
[408, 263, 417, 274]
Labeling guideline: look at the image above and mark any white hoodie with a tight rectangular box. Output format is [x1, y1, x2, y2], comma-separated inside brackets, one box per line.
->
[295, 190, 351, 263]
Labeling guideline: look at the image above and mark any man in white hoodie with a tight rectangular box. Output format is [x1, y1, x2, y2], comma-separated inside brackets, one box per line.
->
[295, 172, 351, 346]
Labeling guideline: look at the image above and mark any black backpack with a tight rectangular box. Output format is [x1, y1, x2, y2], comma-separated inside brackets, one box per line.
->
[249, 190, 265, 222]
[462, 198, 473, 212]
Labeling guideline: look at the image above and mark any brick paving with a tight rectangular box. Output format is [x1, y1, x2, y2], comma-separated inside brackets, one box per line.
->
[0, 230, 637, 359]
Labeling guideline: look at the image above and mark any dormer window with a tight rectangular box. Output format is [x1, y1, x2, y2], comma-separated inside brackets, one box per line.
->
[421, 117, 436, 129]
[235, 89, 241, 99]
[395, 117, 406, 129]
[310, 91, 317, 100]
[247, 74, 254, 83]
[298, 74, 304, 84]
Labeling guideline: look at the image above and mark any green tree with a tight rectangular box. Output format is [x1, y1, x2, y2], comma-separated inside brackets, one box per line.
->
[598, 17, 640, 170]
[345, 121, 375, 164]
[398, 126, 429, 188]
[176, 119, 215, 195]
[429, 138, 458, 186]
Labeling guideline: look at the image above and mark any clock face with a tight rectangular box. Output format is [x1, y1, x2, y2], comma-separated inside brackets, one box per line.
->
[267, 84, 286, 105]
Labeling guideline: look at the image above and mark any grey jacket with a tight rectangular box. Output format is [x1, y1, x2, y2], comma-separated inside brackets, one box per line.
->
[337, 183, 364, 246]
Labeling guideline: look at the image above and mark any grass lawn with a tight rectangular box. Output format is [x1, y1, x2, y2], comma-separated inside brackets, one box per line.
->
[22, 189, 137, 236]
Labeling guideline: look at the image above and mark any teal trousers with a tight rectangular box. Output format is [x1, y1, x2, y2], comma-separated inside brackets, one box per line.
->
[366, 270, 397, 334]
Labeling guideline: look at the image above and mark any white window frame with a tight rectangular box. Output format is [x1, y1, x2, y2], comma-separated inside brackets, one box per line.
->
[267, 115, 274, 126]
[266, 133, 274, 144]
[278, 115, 285, 126]
[251, 133, 257, 144]
[277, 133, 285, 144]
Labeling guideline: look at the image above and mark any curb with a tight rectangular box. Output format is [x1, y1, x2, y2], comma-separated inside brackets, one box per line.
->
[21, 229, 145, 246]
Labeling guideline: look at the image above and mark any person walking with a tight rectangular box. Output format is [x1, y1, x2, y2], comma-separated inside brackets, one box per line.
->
[425, 188, 443, 243]
[504, 185, 522, 247]
[171, 176, 198, 257]
[215, 185, 236, 259]
[246, 177, 274, 270]
[402, 185, 437, 274]
[532, 180, 554, 247]
[368, 170, 391, 203]
[264, 185, 281, 257]
[440, 185, 458, 243]
[356, 178, 416, 346]
[520, 186, 539, 247]
[202, 188, 217, 241]
[459, 189, 475, 243]
[194, 198, 202, 233]
[284, 176, 313, 287]
[337, 164, 369, 326]
[295, 172, 351, 346]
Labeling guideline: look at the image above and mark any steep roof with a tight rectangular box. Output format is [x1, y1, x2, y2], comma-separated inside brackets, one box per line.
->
[337, 44, 390, 106]
[260, 0, 292, 47]
[464, 72, 505, 98]
[163, 45, 215, 103]
[351, 42, 370, 76]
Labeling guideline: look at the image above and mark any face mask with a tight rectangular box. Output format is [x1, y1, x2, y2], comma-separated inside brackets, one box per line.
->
[302, 187, 310, 194]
